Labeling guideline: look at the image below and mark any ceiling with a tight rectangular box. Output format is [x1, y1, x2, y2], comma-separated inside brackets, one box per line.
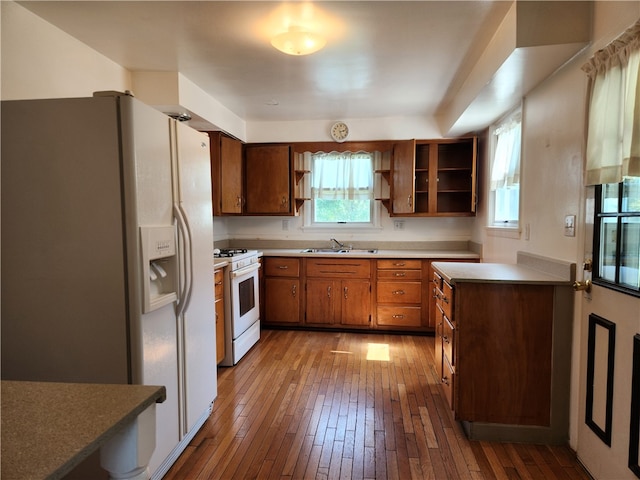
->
[18, 1, 590, 137]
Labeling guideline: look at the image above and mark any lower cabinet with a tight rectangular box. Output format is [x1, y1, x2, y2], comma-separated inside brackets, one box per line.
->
[375, 259, 425, 329]
[263, 257, 301, 326]
[432, 265, 570, 443]
[214, 268, 225, 364]
[305, 258, 372, 328]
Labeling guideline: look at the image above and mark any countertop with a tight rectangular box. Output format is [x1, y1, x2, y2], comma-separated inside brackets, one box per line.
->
[260, 249, 480, 259]
[432, 261, 573, 285]
[1, 381, 166, 480]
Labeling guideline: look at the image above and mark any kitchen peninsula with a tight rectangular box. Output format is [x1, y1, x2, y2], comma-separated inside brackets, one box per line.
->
[1, 381, 166, 480]
[431, 252, 575, 443]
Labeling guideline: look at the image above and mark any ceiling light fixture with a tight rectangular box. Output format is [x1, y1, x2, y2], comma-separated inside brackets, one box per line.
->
[271, 26, 326, 56]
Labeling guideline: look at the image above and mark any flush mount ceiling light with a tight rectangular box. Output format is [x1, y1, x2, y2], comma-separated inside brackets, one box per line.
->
[271, 26, 326, 56]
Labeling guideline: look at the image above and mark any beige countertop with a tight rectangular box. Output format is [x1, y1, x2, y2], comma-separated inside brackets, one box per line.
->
[432, 261, 572, 285]
[260, 248, 480, 260]
[1, 381, 166, 480]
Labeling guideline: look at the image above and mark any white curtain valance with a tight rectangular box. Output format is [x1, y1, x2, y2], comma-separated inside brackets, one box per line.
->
[582, 18, 640, 185]
[309, 151, 375, 200]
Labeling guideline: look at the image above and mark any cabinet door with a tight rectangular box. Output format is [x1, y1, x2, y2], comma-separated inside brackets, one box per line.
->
[306, 279, 336, 325]
[391, 140, 416, 215]
[264, 277, 300, 324]
[215, 297, 225, 364]
[220, 135, 243, 214]
[341, 280, 371, 327]
[245, 144, 292, 214]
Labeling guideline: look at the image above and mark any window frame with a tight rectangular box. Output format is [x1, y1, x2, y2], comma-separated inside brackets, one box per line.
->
[487, 106, 523, 233]
[593, 179, 640, 298]
[302, 150, 382, 231]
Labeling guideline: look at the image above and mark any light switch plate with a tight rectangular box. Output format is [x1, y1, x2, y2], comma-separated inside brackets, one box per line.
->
[564, 215, 576, 237]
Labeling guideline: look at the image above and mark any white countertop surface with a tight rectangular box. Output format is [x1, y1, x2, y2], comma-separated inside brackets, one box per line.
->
[260, 249, 480, 259]
[431, 261, 572, 285]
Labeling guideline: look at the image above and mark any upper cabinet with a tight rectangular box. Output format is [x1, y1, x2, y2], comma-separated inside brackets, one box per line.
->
[208, 132, 243, 215]
[244, 144, 293, 215]
[208, 134, 295, 216]
[391, 137, 477, 217]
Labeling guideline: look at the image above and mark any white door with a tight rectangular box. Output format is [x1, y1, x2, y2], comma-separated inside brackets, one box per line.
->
[576, 184, 640, 480]
[172, 120, 217, 435]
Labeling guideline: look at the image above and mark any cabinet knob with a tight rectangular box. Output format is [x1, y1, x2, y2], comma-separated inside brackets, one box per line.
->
[443, 335, 449, 344]
[441, 376, 449, 385]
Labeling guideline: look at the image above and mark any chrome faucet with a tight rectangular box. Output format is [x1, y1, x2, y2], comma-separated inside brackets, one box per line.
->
[330, 238, 349, 250]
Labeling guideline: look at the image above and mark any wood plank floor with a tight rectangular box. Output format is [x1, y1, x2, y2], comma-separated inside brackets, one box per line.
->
[164, 329, 591, 480]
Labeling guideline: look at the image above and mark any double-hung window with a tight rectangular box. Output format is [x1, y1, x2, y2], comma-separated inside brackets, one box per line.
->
[489, 109, 522, 228]
[304, 151, 377, 227]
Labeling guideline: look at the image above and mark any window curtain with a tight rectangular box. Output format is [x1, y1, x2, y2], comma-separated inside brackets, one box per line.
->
[583, 19, 640, 185]
[490, 114, 521, 191]
[308, 151, 375, 200]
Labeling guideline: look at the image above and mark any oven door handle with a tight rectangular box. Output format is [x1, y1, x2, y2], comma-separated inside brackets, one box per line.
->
[230, 262, 261, 279]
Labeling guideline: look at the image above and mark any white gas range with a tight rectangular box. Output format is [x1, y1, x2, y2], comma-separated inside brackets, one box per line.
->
[214, 249, 261, 366]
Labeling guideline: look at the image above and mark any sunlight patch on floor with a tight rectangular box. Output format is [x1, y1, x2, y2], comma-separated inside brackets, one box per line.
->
[366, 343, 390, 361]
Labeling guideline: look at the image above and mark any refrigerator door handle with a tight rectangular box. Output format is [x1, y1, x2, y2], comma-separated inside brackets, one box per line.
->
[173, 204, 193, 317]
[179, 203, 195, 312]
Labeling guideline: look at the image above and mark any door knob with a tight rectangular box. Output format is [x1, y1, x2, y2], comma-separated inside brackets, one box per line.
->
[573, 279, 592, 293]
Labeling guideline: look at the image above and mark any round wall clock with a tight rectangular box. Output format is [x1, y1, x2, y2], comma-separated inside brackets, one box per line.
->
[330, 121, 349, 142]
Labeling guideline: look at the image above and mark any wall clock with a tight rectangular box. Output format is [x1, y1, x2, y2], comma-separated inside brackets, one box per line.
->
[330, 121, 349, 142]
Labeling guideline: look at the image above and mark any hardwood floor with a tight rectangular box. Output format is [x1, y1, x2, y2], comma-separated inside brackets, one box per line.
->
[164, 329, 591, 479]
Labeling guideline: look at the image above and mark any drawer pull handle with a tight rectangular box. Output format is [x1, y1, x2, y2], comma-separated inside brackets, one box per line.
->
[394, 272, 406, 277]
[327, 286, 331, 298]
[344, 286, 348, 299]
[393, 262, 406, 267]
[392, 314, 405, 319]
[278, 265, 289, 269]
[441, 376, 449, 385]
[442, 296, 449, 304]
[292, 284, 296, 297]
[443, 335, 449, 344]
[392, 290, 405, 295]
[214, 281, 223, 286]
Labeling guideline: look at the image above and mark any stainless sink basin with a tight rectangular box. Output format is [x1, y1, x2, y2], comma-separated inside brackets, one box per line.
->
[301, 248, 378, 254]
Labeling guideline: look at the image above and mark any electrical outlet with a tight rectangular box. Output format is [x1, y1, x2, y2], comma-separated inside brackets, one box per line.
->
[393, 220, 404, 231]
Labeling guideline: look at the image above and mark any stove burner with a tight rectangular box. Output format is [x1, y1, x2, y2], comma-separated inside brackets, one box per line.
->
[214, 248, 248, 258]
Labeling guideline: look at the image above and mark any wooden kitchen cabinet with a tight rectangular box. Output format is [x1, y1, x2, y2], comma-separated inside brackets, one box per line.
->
[431, 261, 573, 444]
[208, 132, 243, 215]
[391, 137, 477, 216]
[375, 259, 426, 330]
[305, 258, 372, 328]
[214, 268, 225, 364]
[263, 257, 301, 325]
[244, 144, 293, 215]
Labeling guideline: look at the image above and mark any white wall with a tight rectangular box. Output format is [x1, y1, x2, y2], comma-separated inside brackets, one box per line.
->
[0, 2, 131, 99]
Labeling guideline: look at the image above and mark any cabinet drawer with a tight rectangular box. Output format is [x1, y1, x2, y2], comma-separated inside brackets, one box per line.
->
[441, 355, 455, 411]
[377, 306, 421, 327]
[432, 271, 443, 290]
[307, 259, 371, 278]
[377, 269, 422, 280]
[264, 257, 300, 277]
[442, 315, 455, 366]
[377, 259, 422, 270]
[441, 281, 454, 320]
[214, 269, 224, 299]
[376, 281, 421, 303]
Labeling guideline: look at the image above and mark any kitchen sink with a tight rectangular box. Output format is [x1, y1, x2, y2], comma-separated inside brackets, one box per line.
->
[301, 248, 378, 254]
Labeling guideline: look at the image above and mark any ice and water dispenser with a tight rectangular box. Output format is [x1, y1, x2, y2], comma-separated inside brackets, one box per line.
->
[140, 226, 178, 313]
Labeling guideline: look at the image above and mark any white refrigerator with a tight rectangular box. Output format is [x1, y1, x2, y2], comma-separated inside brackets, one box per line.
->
[1, 93, 217, 479]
